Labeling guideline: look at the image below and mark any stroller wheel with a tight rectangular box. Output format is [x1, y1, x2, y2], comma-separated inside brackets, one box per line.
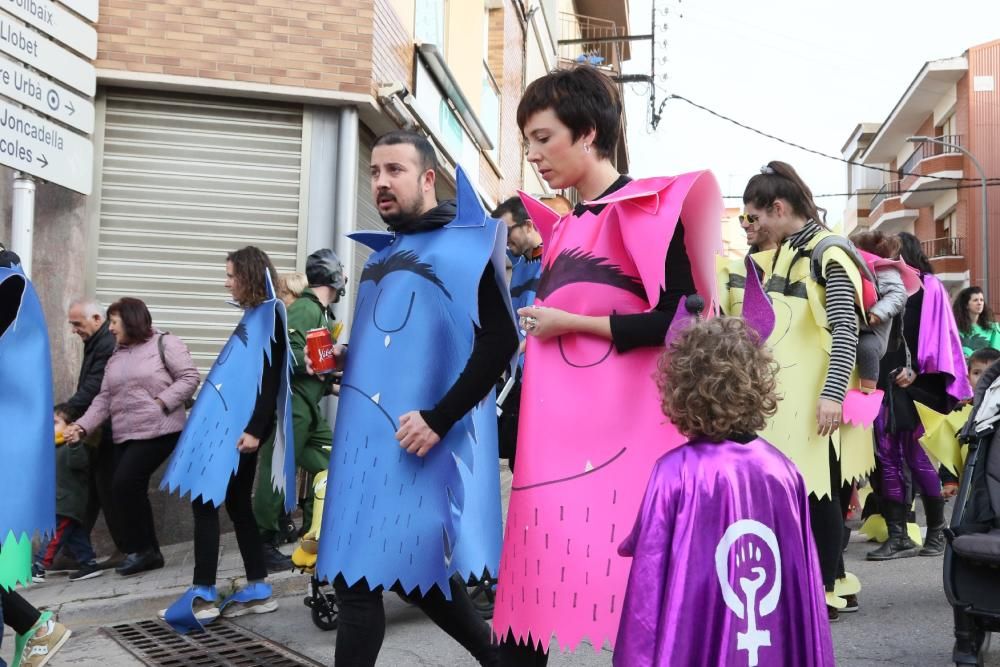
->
[311, 592, 339, 631]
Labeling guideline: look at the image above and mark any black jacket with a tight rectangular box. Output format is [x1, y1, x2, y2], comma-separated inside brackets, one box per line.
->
[66, 320, 115, 413]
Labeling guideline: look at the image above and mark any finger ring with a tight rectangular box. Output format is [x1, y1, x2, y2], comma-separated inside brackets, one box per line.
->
[525, 316, 538, 331]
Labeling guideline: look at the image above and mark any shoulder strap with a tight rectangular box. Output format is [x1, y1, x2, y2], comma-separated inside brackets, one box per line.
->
[157, 333, 175, 380]
[806, 235, 878, 287]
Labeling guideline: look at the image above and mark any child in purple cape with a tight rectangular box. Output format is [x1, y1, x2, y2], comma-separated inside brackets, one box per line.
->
[615, 317, 834, 667]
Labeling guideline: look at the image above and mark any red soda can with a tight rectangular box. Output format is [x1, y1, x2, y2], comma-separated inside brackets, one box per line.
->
[306, 328, 336, 374]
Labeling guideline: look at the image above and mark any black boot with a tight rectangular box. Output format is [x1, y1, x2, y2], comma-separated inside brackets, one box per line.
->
[866, 500, 919, 561]
[920, 495, 947, 556]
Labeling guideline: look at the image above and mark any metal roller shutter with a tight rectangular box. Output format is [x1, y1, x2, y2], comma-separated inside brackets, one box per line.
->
[96, 90, 304, 375]
[351, 129, 383, 314]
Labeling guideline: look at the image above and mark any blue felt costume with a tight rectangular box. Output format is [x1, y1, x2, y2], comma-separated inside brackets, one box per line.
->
[0, 265, 55, 592]
[316, 167, 514, 598]
[508, 251, 542, 367]
[161, 279, 295, 510]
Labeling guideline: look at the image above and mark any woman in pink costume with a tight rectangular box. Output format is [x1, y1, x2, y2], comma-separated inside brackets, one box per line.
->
[492, 65, 721, 663]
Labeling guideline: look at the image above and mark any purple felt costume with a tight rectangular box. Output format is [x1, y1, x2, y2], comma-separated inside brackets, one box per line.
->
[615, 437, 834, 667]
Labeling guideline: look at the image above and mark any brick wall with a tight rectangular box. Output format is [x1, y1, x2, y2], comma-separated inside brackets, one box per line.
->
[96, 0, 375, 95]
[372, 0, 413, 96]
[488, 0, 525, 198]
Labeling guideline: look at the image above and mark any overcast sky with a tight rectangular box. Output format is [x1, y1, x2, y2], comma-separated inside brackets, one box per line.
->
[621, 0, 1000, 226]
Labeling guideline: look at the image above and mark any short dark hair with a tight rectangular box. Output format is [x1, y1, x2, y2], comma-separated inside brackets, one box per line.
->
[106, 297, 154, 345]
[970, 347, 1000, 368]
[743, 161, 827, 227]
[373, 130, 438, 172]
[492, 196, 528, 225]
[227, 246, 279, 309]
[517, 66, 622, 160]
[54, 403, 82, 424]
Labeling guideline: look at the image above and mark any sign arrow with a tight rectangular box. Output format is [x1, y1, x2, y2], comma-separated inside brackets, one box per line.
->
[65, 100, 75, 115]
[37, 154, 48, 168]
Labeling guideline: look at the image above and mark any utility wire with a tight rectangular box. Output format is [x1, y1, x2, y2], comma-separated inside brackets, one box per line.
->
[721, 180, 1000, 199]
[652, 94, 992, 183]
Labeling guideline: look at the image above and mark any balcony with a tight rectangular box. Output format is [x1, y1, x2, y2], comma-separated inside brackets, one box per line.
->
[557, 12, 626, 78]
[920, 236, 967, 275]
[900, 135, 964, 208]
[867, 181, 919, 234]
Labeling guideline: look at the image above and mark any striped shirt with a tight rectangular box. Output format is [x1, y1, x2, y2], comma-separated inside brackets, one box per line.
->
[785, 222, 858, 403]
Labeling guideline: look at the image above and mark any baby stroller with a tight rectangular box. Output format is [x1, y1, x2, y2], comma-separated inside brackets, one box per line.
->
[945, 360, 1000, 666]
[290, 471, 339, 631]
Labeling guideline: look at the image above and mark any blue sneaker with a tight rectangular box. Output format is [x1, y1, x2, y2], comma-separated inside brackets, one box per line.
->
[160, 586, 219, 634]
[219, 582, 278, 618]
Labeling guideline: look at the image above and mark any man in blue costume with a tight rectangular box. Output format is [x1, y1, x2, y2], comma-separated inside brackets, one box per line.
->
[493, 196, 543, 466]
[315, 131, 517, 667]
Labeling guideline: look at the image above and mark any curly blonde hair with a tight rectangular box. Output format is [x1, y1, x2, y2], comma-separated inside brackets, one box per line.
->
[657, 316, 781, 442]
[278, 272, 308, 305]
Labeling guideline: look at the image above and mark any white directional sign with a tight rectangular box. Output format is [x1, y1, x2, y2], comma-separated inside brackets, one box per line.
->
[0, 96, 92, 193]
[0, 7, 94, 95]
[54, 0, 95, 23]
[1, 0, 96, 58]
[0, 51, 92, 132]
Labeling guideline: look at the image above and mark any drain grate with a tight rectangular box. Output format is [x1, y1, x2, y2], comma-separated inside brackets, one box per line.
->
[102, 618, 323, 666]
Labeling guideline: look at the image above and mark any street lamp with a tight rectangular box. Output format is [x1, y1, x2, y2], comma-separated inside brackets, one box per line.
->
[907, 135, 989, 303]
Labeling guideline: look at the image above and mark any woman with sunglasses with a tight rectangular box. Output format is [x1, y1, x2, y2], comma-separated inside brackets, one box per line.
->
[720, 161, 874, 621]
[492, 65, 721, 664]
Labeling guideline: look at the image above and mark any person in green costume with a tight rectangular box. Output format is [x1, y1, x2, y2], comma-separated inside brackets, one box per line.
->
[254, 249, 346, 572]
[953, 286, 1000, 357]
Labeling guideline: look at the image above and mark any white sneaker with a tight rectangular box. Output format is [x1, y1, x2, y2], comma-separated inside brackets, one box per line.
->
[220, 597, 278, 618]
[157, 599, 220, 623]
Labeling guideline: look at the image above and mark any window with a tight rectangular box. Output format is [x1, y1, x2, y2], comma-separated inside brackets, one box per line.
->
[415, 0, 446, 47]
[481, 65, 500, 160]
[938, 113, 957, 142]
[936, 210, 956, 239]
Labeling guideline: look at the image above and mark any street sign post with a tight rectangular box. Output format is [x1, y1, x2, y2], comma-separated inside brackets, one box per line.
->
[0, 96, 92, 193]
[0, 51, 93, 132]
[0, 7, 95, 95]
[0, 0, 96, 58]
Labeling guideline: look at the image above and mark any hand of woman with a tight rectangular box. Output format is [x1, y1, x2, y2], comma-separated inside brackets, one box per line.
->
[894, 367, 916, 388]
[517, 306, 576, 340]
[816, 398, 843, 437]
[63, 424, 84, 444]
[236, 432, 260, 454]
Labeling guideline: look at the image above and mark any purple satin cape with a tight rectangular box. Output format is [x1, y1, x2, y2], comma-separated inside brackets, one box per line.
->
[917, 274, 973, 401]
[614, 438, 834, 667]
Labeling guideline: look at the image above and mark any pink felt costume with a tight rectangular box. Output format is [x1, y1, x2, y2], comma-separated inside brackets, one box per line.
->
[492, 172, 722, 651]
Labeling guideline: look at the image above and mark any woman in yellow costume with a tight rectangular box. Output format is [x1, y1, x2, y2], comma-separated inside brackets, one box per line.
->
[721, 161, 874, 621]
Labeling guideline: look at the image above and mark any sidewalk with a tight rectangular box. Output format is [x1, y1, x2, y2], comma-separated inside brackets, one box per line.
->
[0, 536, 307, 665]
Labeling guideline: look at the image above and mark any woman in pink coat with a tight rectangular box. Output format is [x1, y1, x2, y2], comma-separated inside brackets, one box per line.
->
[66, 297, 199, 577]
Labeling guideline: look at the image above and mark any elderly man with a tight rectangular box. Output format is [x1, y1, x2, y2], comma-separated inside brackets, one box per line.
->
[66, 299, 124, 568]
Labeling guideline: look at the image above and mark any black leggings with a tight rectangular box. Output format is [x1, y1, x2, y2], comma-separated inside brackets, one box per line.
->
[192, 451, 267, 586]
[809, 443, 845, 591]
[113, 432, 179, 554]
[332, 575, 497, 667]
[0, 590, 40, 635]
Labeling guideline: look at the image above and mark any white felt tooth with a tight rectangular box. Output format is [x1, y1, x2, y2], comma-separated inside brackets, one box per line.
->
[372, 392, 381, 405]
[585, 460, 594, 472]
[384, 335, 391, 348]
[215, 383, 223, 391]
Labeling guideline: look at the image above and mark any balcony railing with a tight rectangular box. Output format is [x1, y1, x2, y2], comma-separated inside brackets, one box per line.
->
[920, 236, 966, 259]
[901, 134, 963, 176]
[869, 180, 902, 211]
[557, 12, 623, 76]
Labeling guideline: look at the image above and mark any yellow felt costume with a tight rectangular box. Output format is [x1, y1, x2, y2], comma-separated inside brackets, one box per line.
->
[718, 231, 876, 498]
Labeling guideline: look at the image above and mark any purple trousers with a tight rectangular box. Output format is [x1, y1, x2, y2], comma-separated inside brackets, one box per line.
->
[874, 408, 942, 502]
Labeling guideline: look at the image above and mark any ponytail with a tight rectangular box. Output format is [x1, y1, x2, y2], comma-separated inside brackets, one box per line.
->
[743, 161, 828, 228]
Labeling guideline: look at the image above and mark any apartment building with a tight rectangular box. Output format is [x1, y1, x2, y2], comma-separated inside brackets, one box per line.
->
[842, 39, 1000, 301]
[0, 0, 632, 400]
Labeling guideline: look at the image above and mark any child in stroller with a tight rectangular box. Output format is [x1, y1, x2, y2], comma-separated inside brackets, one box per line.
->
[946, 355, 1000, 665]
